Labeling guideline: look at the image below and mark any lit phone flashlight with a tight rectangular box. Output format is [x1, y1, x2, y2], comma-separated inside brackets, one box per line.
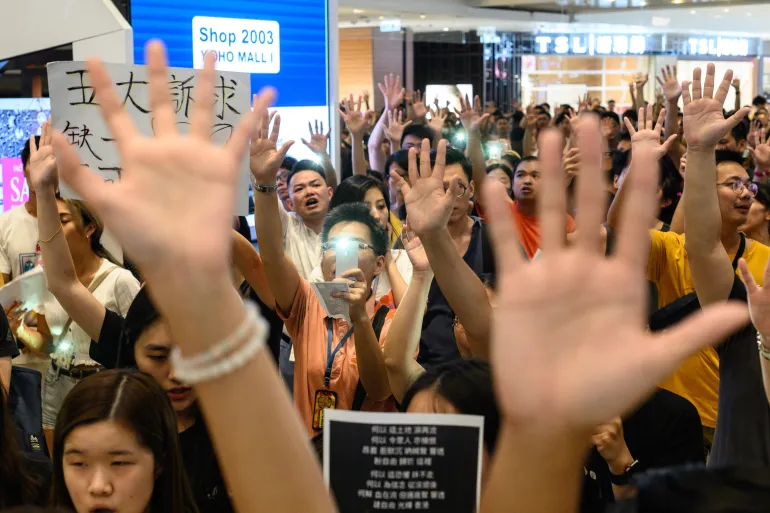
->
[334, 239, 359, 279]
[487, 141, 503, 159]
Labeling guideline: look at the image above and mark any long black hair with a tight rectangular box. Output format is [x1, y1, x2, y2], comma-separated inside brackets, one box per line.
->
[330, 175, 391, 212]
[51, 370, 198, 513]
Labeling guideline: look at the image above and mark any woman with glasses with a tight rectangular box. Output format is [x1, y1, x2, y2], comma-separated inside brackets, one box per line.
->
[312, 175, 413, 308]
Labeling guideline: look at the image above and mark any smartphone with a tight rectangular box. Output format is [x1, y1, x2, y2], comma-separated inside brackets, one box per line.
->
[335, 244, 358, 279]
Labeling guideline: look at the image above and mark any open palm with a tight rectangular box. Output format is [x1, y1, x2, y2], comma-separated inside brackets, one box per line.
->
[624, 104, 677, 159]
[390, 139, 458, 236]
[455, 94, 489, 133]
[682, 65, 749, 151]
[656, 64, 681, 103]
[485, 119, 748, 429]
[249, 112, 295, 184]
[53, 42, 268, 283]
[28, 120, 58, 191]
[739, 259, 770, 336]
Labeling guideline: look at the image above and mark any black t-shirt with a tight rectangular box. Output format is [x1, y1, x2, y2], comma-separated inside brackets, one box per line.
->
[240, 282, 283, 366]
[0, 304, 19, 359]
[711, 275, 770, 468]
[417, 219, 492, 368]
[90, 309, 124, 369]
[624, 388, 705, 471]
[179, 419, 234, 513]
[581, 448, 614, 513]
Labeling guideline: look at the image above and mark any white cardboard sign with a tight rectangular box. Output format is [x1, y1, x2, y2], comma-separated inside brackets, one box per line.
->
[47, 61, 252, 215]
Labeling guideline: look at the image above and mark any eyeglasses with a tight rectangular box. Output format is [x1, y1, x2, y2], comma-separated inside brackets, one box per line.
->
[717, 179, 759, 197]
[444, 183, 468, 197]
[321, 239, 376, 253]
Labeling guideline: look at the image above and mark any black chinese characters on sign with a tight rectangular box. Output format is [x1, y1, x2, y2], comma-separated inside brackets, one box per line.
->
[324, 411, 483, 513]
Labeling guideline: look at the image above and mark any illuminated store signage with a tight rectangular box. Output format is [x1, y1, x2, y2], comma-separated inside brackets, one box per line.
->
[534, 34, 646, 55]
[686, 37, 750, 57]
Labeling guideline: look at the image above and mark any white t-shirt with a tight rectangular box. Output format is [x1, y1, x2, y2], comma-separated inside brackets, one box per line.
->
[46, 259, 140, 367]
[277, 200, 322, 280]
[309, 249, 414, 302]
[0, 205, 39, 280]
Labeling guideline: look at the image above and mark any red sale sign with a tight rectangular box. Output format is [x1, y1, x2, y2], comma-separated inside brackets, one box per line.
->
[1, 158, 30, 211]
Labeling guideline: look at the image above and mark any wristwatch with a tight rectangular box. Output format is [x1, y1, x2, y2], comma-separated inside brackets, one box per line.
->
[609, 459, 639, 486]
[254, 183, 277, 194]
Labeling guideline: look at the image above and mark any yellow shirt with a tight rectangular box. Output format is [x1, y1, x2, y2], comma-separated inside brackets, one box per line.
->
[389, 211, 403, 248]
[647, 231, 770, 428]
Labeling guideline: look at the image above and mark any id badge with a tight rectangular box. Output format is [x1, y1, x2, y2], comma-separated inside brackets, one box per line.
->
[312, 389, 338, 431]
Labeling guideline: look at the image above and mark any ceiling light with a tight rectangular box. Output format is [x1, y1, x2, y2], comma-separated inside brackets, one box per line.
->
[420, 14, 427, 19]
[639, 1, 647, 6]
[724, 8, 730, 12]
[690, 9, 696, 14]
[443, 27, 450, 32]
[352, 8, 364, 14]
[378, 16, 384, 20]
[671, 0, 684, 4]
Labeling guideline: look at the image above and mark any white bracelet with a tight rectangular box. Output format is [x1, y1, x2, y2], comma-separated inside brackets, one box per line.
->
[758, 332, 770, 361]
[170, 302, 268, 384]
[174, 300, 259, 368]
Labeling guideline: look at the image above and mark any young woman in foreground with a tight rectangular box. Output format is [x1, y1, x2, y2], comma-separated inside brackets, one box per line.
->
[51, 370, 196, 513]
[51, 41, 753, 513]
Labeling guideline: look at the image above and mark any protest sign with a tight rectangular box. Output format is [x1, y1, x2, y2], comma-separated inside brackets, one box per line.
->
[1, 158, 28, 211]
[323, 410, 484, 513]
[46, 61, 252, 215]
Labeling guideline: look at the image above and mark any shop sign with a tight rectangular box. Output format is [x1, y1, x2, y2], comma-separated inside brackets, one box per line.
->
[686, 37, 750, 57]
[534, 34, 646, 55]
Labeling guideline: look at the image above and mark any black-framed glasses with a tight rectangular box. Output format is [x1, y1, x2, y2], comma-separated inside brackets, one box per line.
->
[444, 183, 468, 197]
[321, 239, 376, 253]
[717, 179, 758, 197]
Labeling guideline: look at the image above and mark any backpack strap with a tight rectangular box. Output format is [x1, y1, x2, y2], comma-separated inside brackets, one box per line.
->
[731, 232, 746, 270]
[351, 305, 391, 411]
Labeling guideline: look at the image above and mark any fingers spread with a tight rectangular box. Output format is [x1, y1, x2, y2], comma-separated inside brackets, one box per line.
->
[145, 41, 177, 137]
[538, 129, 567, 254]
[703, 63, 717, 99]
[86, 59, 138, 151]
[574, 115, 606, 254]
[714, 67, 733, 105]
[190, 51, 215, 140]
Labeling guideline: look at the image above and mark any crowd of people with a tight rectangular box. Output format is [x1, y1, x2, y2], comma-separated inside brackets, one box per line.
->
[0, 40, 769, 513]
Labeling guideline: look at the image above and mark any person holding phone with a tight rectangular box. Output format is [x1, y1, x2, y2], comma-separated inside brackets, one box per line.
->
[250, 112, 395, 435]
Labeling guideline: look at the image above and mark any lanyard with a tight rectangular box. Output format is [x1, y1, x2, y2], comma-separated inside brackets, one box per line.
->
[325, 320, 354, 388]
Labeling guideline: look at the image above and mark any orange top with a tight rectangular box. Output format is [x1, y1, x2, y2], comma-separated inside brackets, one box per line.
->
[477, 200, 576, 259]
[279, 279, 397, 435]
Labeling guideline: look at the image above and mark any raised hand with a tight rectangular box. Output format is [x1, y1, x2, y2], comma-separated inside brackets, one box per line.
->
[623, 104, 678, 159]
[635, 73, 649, 88]
[390, 139, 458, 236]
[656, 65, 682, 103]
[578, 93, 589, 114]
[249, 111, 295, 185]
[682, 64, 750, 151]
[679, 152, 687, 179]
[732, 78, 741, 91]
[412, 90, 428, 121]
[385, 110, 413, 144]
[563, 147, 580, 186]
[749, 124, 770, 171]
[427, 107, 447, 137]
[28, 120, 58, 191]
[377, 73, 405, 111]
[455, 94, 490, 134]
[483, 116, 748, 430]
[739, 259, 770, 338]
[52, 42, 266, 287]
[301, 120, 330, 155]
[402, 224, 430, 273]
[339, 94, 372, 137]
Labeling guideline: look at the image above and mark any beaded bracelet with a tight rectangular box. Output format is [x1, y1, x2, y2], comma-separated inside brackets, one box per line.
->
[170, 302, 268, 384]
[757, 332, 770, 361]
